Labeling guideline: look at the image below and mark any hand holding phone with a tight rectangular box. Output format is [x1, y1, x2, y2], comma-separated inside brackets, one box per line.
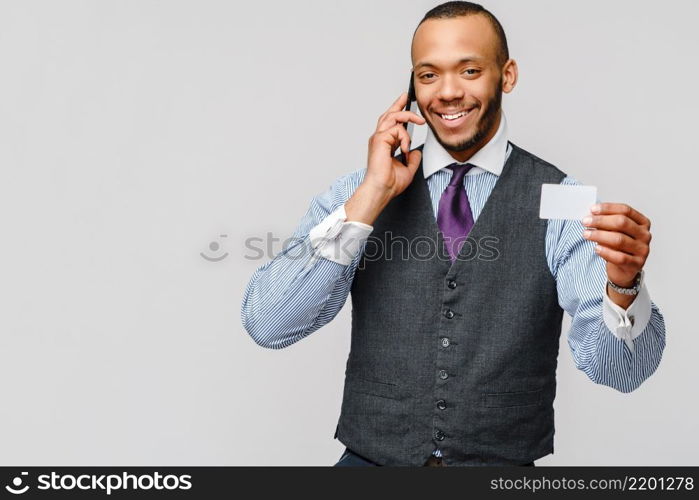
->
[362, 73, 425, 202]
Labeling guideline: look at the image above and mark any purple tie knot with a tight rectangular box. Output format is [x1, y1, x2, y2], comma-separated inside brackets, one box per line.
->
[447, 162, 475, 187]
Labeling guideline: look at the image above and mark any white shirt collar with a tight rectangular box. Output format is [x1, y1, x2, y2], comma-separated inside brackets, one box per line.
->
[422, 110, 509, 178]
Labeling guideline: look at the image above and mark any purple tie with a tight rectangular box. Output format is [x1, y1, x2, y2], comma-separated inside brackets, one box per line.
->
[437, 163, 475, 261]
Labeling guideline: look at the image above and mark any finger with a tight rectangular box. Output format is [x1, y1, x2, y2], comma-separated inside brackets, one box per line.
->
[591, 203, 650, 228]
[378, 124, 411, 157]
[385, 92, 409, 115]
[377, 110, 426, 132]
[593, 244, 644, 267]
[583, 228, 648, 256]
[376, 94, 410, 127]
[582, 213, 647, 239]
[396, 124, 412, 157]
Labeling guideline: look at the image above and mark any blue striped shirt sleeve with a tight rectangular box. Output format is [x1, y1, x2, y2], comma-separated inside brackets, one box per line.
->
[547, 176, 666, 393]
[240, 170, 365, 349]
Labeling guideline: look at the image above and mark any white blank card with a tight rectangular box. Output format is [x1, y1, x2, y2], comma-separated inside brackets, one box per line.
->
[539, 184, 597, 220]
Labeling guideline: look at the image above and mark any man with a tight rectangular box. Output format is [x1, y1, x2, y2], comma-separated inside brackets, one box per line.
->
[241, 1, 665, 466]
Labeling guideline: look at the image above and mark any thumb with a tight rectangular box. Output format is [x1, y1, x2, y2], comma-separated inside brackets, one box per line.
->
[406, 149, 422, 177]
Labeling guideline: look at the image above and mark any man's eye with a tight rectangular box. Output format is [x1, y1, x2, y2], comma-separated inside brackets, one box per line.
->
[464, 69, 480, 76]
[421, 73, 436, 79]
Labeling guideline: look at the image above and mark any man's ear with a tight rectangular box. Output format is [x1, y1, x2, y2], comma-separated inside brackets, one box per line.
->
[502, 59, 518, 93]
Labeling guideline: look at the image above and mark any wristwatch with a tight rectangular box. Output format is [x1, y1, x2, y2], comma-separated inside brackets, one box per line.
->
[607, 270, 644, 296]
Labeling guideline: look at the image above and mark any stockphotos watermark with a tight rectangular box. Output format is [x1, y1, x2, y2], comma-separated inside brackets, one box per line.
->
[239, 231, 500, 268]
[4, 470, 192, 495]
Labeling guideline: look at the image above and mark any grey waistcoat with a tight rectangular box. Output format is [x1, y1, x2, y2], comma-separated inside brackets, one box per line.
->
[333, 142, 567, 466]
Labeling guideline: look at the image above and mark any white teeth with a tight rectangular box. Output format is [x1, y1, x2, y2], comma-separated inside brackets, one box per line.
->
[440, 110, 469, 120]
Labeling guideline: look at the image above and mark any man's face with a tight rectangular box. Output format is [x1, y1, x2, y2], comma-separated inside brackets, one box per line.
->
[411, 15, 506, 160]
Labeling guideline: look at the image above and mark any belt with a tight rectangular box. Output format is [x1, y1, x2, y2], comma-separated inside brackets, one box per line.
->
[423, 455, 447, 467]
[423, 456, 536, 467]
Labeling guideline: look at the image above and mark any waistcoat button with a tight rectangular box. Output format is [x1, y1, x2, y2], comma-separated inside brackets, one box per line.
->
[441, 337, 450, 348]
[439, 369, 448, 380]
[447, 280, 457, 289]
[437, 399, 447, 410]
[435, 429, 445, 441]
[444, 309, 454, 319]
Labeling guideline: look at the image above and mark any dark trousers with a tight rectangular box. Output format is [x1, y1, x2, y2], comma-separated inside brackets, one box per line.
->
[334, 447, 535, 467]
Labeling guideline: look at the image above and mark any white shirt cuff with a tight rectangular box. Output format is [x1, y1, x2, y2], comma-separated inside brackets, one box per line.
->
[602, 270, 652, 353]
[307, 204, 373, 266]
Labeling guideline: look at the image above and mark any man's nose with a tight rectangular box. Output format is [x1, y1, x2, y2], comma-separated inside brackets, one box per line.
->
[436, 74, 465, 102]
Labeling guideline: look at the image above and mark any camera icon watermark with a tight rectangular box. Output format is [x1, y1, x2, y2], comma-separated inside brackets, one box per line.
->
[5, 472, 29, 495]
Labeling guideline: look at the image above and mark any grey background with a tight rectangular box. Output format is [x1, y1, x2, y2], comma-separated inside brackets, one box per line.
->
[0, 0, 696, 465]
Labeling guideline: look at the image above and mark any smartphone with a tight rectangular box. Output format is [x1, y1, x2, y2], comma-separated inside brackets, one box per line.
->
[399, 70, 417, 164]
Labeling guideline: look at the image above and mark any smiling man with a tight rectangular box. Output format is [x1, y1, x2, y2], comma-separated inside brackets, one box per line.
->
[412, 11, 507, 162]
[241, 1, 666, 466]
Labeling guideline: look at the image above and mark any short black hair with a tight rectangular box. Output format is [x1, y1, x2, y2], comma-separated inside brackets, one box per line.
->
[414, 1, 509, 66]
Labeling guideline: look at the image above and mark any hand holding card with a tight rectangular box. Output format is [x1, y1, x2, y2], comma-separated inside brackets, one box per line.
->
[581, 202, 653, 308]
[539, 184, 653, 309]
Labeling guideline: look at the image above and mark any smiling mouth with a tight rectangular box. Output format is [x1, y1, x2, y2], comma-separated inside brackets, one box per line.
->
[434, 107, 475, 127]
[437, 109, 471, 120]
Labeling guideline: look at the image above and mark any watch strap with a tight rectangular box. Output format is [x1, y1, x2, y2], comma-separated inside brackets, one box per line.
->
[607, 270, 644, 296]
